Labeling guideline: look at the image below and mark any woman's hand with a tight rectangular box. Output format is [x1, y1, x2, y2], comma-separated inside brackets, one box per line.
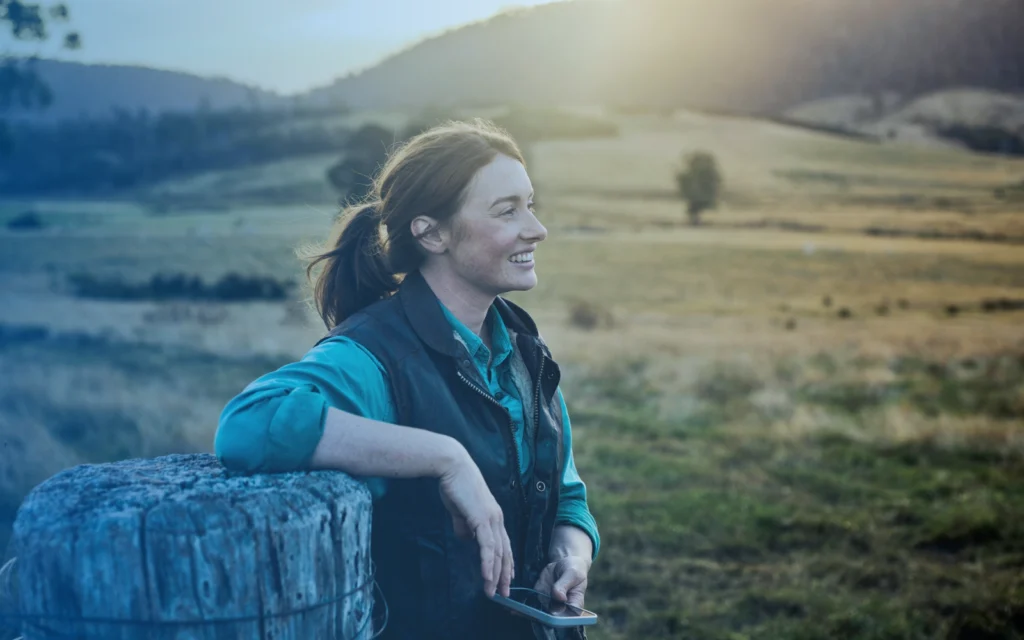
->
[438, 443, 514, 598]
[533, 556, 590, 609]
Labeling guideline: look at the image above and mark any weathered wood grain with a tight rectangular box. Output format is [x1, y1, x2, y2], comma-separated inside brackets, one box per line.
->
[10, 454, 373, 639]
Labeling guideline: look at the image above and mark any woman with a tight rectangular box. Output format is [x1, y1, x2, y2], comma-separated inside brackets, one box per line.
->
[215, 120, 599, 640]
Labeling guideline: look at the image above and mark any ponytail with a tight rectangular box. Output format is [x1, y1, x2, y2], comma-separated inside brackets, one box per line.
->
[304, 119, 526, 331]
[306, 203, 400, 329]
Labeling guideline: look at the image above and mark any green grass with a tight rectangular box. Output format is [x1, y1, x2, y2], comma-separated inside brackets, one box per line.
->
[572, 357, 1024, 640]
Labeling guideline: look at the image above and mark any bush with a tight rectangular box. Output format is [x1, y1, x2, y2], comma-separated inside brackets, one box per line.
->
[66, 271, 294, 302]
[568, 299, 614, 331]
[5, 211, 44, 231]
[326, 123, 399, 202]
[675, 151, 722, 225]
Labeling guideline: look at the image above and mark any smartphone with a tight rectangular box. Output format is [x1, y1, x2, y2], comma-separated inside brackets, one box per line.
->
[490, 587, 598, 627]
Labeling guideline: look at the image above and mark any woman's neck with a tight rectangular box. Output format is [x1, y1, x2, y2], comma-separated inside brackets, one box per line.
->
[419, 266, 494, 338]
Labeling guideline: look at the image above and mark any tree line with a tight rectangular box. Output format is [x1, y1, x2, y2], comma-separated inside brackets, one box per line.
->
[0, 106, 351, 194]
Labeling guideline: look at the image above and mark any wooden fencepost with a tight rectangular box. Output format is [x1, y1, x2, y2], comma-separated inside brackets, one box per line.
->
[2, 453, 374, 640]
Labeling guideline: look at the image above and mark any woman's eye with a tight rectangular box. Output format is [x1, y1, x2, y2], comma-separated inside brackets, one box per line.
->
[501, 207, 516, 216]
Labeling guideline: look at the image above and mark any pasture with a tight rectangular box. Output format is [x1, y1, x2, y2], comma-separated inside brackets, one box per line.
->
[2, 109, 1023, 639]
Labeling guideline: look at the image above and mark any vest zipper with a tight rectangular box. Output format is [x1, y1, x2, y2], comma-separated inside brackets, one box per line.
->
[455, 370, 528, 508]
[532, 348, 545, 458]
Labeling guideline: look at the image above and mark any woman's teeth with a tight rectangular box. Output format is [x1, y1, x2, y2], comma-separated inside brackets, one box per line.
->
[509, 252, 534, 264]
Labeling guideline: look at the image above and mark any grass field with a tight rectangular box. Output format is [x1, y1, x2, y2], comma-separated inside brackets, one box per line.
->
[1, 108, 1023, 638]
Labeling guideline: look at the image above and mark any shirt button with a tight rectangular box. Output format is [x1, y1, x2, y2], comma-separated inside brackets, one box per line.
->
[510, 478, 518, 489]
[495, 391, 506, 401]
[535, 481, 546, 492]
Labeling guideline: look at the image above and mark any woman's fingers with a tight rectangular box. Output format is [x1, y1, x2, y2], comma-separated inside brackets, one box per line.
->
[498, 524, 514, 597]
[566, 586, 586, 609]
[476, 522, 497, 595]
[551, 561, 588, 607]
[491, 520, 504, 597]
[532, 563, 555, 597]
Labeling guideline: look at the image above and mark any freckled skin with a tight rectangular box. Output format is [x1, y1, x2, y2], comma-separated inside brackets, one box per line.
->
[443, 154, 548, 298]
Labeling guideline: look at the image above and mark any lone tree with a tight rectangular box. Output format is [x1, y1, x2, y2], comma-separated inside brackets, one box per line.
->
[1, 1, 80, 153]
[675, 151, 722, 226]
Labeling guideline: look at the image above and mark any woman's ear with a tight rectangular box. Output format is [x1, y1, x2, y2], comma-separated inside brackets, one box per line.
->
[411, 215, 448, 255]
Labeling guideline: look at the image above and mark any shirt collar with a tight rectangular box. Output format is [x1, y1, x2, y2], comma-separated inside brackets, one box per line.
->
[439, 302, 514, 368]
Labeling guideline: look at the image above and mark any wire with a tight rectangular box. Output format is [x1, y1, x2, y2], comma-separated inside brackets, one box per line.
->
[0, 557, 388, 639]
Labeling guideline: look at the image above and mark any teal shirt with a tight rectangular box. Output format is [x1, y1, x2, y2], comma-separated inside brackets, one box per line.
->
[215, 301, 599, 559]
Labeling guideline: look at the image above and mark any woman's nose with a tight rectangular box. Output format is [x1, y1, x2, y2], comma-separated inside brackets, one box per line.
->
[523, 210, 547, 242]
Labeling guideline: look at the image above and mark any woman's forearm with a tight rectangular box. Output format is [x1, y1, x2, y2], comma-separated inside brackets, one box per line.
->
[548, 524, 594, 571]
[309, 406, 465, 479]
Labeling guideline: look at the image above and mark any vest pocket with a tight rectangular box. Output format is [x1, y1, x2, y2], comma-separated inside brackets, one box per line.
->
[414, 536, 450, 637]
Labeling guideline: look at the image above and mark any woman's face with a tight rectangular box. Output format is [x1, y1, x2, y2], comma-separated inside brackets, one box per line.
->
[442, 153, 548, 297]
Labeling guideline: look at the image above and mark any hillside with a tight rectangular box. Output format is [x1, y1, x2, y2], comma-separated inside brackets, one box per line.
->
[4, 59, 284, 122]
[785, 89, 1024, 152]
[300, 0, 1024, 114]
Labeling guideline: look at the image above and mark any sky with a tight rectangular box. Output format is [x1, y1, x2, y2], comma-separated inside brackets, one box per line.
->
[6, 0, 564, 94]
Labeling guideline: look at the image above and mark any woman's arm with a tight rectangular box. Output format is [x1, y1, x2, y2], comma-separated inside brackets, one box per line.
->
[215, 337, 396, 474]
[553, 389, 601, 560]
[533, 389, 598, 606]
[548, 524, 594, 570]
[310, 404, 514, 597]
[309, 405, 464, 478]
[215, 337, 514, 597]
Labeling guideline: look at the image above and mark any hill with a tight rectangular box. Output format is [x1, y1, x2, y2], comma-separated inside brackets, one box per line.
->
[4, 59, 284, 122]
[299, 0, 1024, 114]
[785, 89, 1024, 153]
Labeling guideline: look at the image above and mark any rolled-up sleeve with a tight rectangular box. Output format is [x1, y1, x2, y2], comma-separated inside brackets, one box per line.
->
[214, 337, 395, 476]
[554, 389, 600, 561]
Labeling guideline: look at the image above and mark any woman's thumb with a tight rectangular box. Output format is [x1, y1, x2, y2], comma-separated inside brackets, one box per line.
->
[552, 570, 575, 602]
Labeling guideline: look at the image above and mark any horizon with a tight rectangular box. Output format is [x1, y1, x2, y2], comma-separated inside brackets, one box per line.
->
[4, 0, 566, 95]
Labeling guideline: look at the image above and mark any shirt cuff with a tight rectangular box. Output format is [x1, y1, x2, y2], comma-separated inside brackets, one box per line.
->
[263, 385, 329, 471]
[555, 507, 600, 561]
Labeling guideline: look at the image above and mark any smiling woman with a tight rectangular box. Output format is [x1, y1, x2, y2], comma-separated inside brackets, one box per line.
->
[214, 119, 598, 640]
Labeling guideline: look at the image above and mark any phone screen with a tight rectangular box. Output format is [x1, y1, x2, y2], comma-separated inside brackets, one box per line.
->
[506, 589, 589, 618]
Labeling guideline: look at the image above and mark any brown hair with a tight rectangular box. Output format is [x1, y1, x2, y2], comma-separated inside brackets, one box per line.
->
[304, 119, 525, 329]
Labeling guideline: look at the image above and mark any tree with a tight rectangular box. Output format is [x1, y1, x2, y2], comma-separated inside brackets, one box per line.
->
[1, 1, 79, 152]
[325, 124, 397, 203]
[675, 151, 722, 226]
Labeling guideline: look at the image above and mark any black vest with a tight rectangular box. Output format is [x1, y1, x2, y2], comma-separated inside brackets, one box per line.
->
[320, 271, 581, 640]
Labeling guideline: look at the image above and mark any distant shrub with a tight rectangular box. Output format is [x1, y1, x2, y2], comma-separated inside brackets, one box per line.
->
[567, 299, 615, 331]
[0, 323, 50, 347]
[675, 151, 722, 226]
[993, 180, 1024, 202]
[695, 365, 763, 407]
[67, 271, 294, 302]
[6, 211, 45, 231]
[980, 298, 1024, 313]
[837, 307, 852, 319]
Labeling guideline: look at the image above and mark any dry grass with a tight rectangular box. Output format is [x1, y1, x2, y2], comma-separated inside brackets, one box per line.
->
[1, 106, 1023, 639]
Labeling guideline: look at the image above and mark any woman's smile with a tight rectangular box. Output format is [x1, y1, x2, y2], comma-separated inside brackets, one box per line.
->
[508, 249, 535, 267]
